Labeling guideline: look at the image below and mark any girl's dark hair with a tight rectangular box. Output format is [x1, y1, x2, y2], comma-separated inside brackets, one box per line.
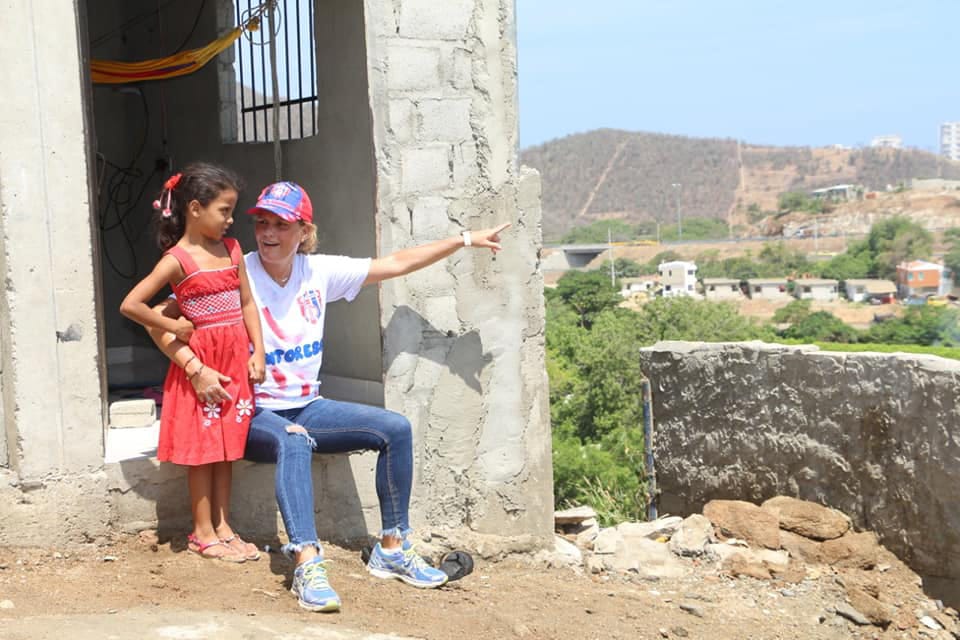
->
[154, 162, 243, 251]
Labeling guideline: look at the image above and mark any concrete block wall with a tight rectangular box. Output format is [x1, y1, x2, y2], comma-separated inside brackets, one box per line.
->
[639, 341, 960, 601]
[365, 0, 553, 542]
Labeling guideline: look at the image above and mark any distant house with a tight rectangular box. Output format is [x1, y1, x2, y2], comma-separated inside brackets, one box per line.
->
[793, 278, 839, 302]
[911, 178, 960, 192]
[620, 275, 659, 297]
[746, 278, 790, 300]
[896, 260, 952, 299]
[870, 134, 903, 149]
[810, 184, 858, 202]
[658, 261, 697, 298]
[844, 279, 897, 303]
[702, 278, 743, 301]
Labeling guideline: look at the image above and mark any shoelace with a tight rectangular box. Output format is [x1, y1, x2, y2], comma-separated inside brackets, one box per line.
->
[400, 546, 432, 571]
[301, 559, 332, 588]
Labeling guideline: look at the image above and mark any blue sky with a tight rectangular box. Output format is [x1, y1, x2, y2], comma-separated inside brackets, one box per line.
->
[517, 1, 958, 151]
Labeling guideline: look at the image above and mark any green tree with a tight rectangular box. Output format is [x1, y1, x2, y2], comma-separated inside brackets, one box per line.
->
[865, 305, 960, 346]
[772, 299, 812, 324]
[553, 270, 622, 328]
[782, 311, 859, 343]
[942, 228, 960, 276]
[815, 248, 873, 281]
[560, 219, 636, 244]
[865, 216, 933, 278]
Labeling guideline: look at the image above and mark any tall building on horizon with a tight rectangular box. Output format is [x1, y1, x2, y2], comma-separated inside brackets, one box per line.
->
[941, 122, 960, 161]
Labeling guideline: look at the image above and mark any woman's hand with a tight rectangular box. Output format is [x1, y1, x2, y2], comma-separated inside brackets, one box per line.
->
[469, 222, 511, 254]
[190, 363, 233, 404]
[248, 351, 266, 385]
[173, 317, 195, 344]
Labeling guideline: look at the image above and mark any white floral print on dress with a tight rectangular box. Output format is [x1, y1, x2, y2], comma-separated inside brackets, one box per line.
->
[235, 398, 253, 423]
[202, 401, 221, 427]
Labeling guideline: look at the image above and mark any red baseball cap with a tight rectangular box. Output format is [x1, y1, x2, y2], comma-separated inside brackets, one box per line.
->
[247, 181, 313, 223]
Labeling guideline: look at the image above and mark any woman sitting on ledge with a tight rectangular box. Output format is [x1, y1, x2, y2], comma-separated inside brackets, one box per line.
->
[151, 180, 509, 612]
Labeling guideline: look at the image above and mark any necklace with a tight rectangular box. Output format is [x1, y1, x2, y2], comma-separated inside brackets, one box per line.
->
[270, 269, 292, 286]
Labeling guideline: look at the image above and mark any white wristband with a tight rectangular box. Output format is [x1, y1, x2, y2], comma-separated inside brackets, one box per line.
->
[462, 230, 472, 247]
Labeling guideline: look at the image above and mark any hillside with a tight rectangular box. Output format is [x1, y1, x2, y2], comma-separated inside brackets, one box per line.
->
[521, 129, 960, 241]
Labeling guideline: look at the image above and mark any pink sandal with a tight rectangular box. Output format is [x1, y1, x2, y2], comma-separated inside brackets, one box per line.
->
[187, 533, 246, 563]
[221, 534, 261, 561]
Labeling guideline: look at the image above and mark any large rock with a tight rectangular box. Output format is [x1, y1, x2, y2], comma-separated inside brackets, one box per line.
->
[779, 530, 823, 564]
[821, 531, 880, 569]
[615, 516, 683, 541]
[703, 500, 780, 549]
[593, 527, 624, 555]
[707, 544, 790, 581]
[554, 506, 597, 526]
[846, 586, 893, 628]
[761, 496, 851, 540]
[669, 514, 715, 557]
[609, 537, 689, 578]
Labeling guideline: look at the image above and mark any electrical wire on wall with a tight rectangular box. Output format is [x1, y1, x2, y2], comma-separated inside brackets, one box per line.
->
[96, 86, 156, 280]
[93, 0, 212, 279]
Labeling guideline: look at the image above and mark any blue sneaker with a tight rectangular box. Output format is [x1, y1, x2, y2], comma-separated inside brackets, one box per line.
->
[366, 542, 448, 588]
[291, 556, 341, 612]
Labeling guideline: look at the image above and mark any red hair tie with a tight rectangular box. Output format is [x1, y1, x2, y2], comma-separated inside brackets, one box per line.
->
[153, 172, 183, 218]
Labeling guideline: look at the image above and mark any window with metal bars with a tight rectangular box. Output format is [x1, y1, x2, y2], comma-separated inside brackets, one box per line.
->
[230, 0, 317, 142]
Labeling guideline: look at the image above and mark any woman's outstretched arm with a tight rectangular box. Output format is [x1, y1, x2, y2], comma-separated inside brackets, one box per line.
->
[363, 223, 510, 286]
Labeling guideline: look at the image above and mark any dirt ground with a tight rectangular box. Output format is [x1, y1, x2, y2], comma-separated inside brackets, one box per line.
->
[0, 533, 943, 640]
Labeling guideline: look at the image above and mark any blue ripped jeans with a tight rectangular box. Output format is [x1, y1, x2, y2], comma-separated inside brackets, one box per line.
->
[244, 398, 413, 556]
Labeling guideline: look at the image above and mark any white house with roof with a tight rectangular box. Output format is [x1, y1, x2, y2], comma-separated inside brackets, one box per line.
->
[793, 278, 839, 302]
[844, 279, 897, 303]
[620, 275, 659, 297]
[658, 261, 698, 298]
[702, 278, 743, 301]
[747, 278, 790, 300]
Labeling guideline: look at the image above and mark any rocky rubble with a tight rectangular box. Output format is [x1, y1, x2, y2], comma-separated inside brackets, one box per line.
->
[554, 496, 959, 639]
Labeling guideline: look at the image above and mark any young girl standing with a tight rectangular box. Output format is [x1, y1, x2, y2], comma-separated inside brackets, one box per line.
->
[121, 162, 266, 562]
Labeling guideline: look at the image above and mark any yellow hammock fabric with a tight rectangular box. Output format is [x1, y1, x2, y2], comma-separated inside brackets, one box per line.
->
[90, 24, 249, 84]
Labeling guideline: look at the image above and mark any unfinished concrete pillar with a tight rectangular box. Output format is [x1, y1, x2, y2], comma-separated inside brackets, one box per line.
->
[365, 0, 553, 544]
[0, 1, 108, 541]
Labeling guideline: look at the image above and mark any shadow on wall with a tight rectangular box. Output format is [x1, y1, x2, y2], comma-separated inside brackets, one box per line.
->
[383, 305, 493, 393]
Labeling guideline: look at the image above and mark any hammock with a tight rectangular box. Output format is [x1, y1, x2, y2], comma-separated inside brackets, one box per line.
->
[90, 19, 258, 84]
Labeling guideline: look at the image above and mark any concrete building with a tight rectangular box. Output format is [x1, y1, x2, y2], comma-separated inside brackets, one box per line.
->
[746, 278, 790, 301]
[897, 260, 952, 299]
[870, 134, 903, 149]
[941, 122, 960, 162]
[658, 261, 697, 298]
[0, 0, 552, 549]
[844, 279, 897, 304]
[911, 178, 960, 192]
[792, 278, 839, 302]
[620, 275, 659, 297]
[810, 184, 857, 202]
[702, 278, 743, 301]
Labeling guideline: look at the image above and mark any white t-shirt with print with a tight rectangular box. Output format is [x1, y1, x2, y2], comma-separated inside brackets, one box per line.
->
[244, 251, 371, 410]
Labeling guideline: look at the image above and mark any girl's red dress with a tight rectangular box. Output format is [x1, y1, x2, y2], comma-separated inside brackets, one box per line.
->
[157, 238, 253, 466]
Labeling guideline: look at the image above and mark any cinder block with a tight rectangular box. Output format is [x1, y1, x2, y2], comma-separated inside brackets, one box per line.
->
[399, 0, 474, 40]
[418, 99, 473, 142]
[388, 44, 441, 91]
[388, 99, 417, 143]
[401, 147, 450, 193]
[109, 399, 157, 429]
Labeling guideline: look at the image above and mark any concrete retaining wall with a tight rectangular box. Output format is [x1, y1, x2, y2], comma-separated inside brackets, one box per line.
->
[639, 341, 960, 594]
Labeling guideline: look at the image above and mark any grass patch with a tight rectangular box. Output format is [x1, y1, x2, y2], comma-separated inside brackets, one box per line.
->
[776, 340, 960, 361]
